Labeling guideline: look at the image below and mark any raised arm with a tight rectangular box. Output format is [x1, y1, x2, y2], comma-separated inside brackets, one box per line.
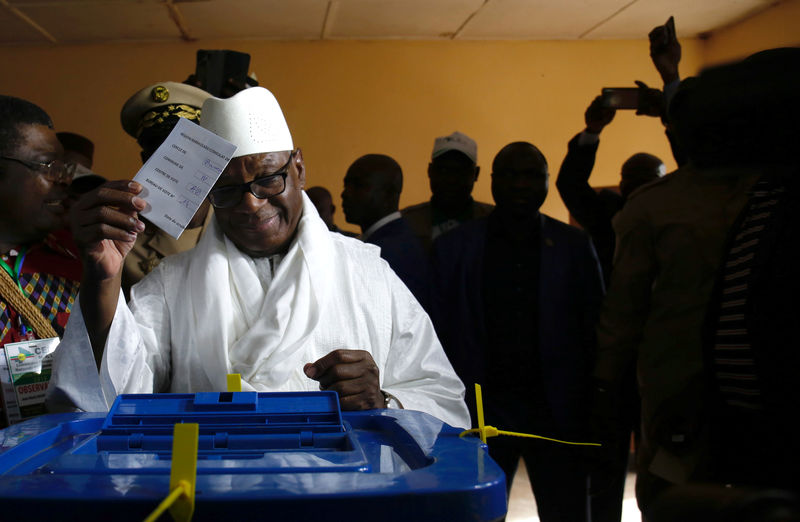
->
[556, 96, 616, 233]
[70, 180, 146, 368]
[649, 16, 681, 87]
[647, 16, 689, 166]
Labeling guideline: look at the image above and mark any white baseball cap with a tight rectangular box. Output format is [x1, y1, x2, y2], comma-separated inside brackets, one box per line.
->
[432, 131, 477, 164]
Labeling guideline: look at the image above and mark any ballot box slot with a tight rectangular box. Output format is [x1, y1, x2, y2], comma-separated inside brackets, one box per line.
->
[95, 392, 350, 455]
[96, 429, 352, 452]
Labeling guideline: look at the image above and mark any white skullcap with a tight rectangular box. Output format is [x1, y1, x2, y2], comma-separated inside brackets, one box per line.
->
[200, 87, 293, 158]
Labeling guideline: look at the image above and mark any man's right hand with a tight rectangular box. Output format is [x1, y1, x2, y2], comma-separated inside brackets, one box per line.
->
[71, 180, 146, 280]
[585, 95, 616, 134]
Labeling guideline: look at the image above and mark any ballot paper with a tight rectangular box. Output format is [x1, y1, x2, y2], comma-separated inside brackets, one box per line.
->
[132, 117, 237, 239]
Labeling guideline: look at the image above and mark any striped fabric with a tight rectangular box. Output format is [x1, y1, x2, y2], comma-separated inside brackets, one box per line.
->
[0, 232, 82, 346]
[0, 302, 9, 342]
[712, 179, 784, 410]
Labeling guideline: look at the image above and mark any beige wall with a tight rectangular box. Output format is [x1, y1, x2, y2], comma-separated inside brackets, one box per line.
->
[1, 1, 797, 231]
[703, 0, 800, 66]
[0, 39, 702, 230]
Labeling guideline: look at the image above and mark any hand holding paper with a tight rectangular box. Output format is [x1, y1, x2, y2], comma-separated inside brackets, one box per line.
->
[133, 117, 237, 239]
[70, 179, 147, 282]
[68, 119, 237, 369]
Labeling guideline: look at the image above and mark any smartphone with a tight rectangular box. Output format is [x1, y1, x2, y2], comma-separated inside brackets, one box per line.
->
[601, 87, 640, 110]
[195, 50, 251, 98]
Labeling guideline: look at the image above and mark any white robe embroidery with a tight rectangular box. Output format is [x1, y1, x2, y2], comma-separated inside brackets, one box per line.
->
[48, 193, 470, 429]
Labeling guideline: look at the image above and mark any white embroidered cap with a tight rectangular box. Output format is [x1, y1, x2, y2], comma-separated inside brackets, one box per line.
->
[200, 87, 293, 158]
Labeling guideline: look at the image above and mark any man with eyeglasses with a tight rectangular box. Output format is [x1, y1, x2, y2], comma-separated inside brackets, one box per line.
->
[0, 95, 82, 426]
[430, 142, 604, 521]
[48, 87, 470, 431]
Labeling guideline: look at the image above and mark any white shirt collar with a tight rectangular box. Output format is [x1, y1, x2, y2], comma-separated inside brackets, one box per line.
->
[361, 211, 402, 241]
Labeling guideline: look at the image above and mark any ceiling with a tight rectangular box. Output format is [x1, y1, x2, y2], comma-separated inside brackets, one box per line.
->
[0, 0, 779, 46]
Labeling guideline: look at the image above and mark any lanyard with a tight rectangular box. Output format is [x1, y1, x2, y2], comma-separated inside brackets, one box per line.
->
[0, 246, 28, 295]
[0, 246, 35, 339]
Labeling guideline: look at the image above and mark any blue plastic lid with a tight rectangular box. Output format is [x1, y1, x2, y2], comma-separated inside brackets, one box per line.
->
[0, 392, 507, 521]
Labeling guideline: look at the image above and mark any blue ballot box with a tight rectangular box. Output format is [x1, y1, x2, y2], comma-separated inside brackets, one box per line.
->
[0, 391, 506, 521]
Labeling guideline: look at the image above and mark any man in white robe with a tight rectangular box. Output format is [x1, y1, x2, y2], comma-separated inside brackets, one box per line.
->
[48, 87, 470, 429]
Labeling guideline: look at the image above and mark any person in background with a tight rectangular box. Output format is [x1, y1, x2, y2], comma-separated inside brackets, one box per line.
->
[556, 98, 664, 522]
[648, 16, 687, 167]
[48, 87, 470, 431]
[118, 81, 214, 298]
[56, 131, 93, 171]
[697, 46, 800, 505]
[558, 15, 683, 284]
[556, 97, 664, 283]
[341, 154, 429, 309]
[306, 185, 357, 237]
[402, 131, 493, 253]
[57, 132, 106, 204]
[431, 141, 603, 521]
[556, 95, 663, 522]
[592, 47, 800, 516]
[558, 19, 682, 522]
[0, 96, 82, 425]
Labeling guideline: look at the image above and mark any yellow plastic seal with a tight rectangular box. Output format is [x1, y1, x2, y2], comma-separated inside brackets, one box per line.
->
[227, 373, 242, 392]
[460, 384, 601, 448]
[143, 423, 199, 522]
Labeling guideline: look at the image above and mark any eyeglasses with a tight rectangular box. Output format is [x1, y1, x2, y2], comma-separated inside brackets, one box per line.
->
[0, 156, 77, 184]
[208, 151, 295, 209]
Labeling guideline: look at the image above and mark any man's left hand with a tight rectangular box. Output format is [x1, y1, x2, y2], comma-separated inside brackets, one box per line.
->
[304, 350, 383, 410]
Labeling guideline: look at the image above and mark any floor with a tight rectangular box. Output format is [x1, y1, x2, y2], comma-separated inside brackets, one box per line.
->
[506, 458, 641, 522]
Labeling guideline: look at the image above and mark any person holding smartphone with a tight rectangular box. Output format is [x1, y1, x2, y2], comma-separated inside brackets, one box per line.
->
[556, 17, 684, 522]
[591, 32, 800, 519]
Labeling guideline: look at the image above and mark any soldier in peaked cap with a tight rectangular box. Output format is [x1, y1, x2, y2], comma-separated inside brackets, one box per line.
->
[121, 81, 209, 163]
[118, 81, 214, 298]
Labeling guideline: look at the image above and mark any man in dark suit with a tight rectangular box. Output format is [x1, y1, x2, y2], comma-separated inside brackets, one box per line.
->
[555, 95, 664, 284]
[431, 142, 604, 522]
[341, 154, 429, 309]
[555, 96, 664, 522]
[306, 185, 358, 237]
